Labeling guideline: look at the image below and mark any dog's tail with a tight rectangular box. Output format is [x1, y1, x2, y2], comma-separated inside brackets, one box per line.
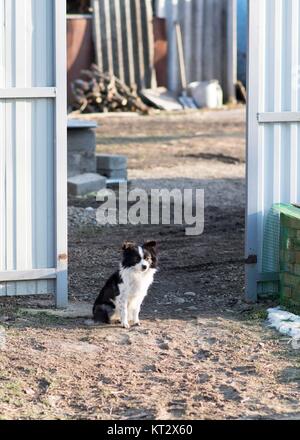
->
[93, 303, 113, 323]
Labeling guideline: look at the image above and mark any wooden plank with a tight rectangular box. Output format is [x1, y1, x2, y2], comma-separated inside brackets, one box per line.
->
[92, 0, 154, 89]
[114, 0, 125, 83]
[104, 0, 113, 74]
[153, 17, 168, 87]
[124, 0, 135, 86]
[135, 0, 145, 89]
[91, 0, 103, 72]
[145, 0, 156, 89]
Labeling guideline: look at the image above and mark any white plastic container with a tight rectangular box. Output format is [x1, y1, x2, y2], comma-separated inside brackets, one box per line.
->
[188, 80, 223, 109]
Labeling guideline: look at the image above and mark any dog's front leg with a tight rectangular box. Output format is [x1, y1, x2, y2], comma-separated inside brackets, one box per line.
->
[120, 299, 129, 329]
[132, 301, 143, 326]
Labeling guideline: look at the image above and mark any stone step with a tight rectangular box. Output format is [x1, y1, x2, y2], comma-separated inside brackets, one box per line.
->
[96, 153, 127, 171]
[67, 173, 106, 196]
[98, 169, 128, 180]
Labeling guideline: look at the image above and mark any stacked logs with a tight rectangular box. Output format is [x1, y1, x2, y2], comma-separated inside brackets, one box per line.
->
[71, 64, 149, 114]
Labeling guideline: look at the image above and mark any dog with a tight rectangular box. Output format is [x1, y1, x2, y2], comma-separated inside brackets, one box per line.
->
[93, 240, 158, 328]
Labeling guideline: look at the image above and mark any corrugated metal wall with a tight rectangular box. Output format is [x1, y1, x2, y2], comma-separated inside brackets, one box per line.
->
[246, 0, 300, 300]
[0, 0, 67, 304]
[156, 0, 237, 102]
[92, 0, 156, 89]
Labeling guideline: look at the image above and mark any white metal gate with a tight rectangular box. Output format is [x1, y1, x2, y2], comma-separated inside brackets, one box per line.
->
[0, 0, 67, 307]
[246, 0, 300, 300]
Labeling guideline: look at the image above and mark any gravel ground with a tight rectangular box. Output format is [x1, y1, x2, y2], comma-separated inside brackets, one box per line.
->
[1, 108, 300, 420]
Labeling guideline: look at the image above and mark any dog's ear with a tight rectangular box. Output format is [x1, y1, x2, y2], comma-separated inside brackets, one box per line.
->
[143, 240, 157, 249]
[122, 241, 135, 251]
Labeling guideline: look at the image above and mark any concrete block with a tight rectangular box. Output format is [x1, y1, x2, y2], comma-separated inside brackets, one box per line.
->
[96, 154, 127, 171]
[68, 173, 106, 196]
[67, 119, 97, 129]
[98, 168, 128, 180]
[67, 120, 98, 177]
[68, 128, 96, 153]
[68, 152, 96, 178]
[107, 180, 132, 190]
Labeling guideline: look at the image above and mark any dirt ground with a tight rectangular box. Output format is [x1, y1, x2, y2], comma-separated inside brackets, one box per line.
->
[1, 108, 300, 420]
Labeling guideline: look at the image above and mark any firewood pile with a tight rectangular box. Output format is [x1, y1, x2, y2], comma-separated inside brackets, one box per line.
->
[71, 64, 149, 114]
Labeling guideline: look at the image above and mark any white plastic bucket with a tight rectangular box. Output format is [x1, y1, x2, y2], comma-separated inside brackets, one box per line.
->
[188, 80, 223, 109]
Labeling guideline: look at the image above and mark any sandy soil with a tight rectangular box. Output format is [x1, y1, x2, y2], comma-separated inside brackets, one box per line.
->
[1, 108, 300, 420]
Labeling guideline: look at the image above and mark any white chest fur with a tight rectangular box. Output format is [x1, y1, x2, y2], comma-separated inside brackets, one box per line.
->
[116, 266, 157, 327]
[119, 266, 156, 301]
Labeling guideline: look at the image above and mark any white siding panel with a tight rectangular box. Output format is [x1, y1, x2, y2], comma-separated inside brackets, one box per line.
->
[34, 99, 55, 295]
[0, 0, 5, 299]
[4, 100, 16, 296]
[0, 100, 6, 297]
[0, 0, 66, 301]
[290, 0, 300, 202]
[0, 0, 4, 87]
[0, 100, 55, 296]
[3, 0, 54, 88]
[247, 0, 300, 300]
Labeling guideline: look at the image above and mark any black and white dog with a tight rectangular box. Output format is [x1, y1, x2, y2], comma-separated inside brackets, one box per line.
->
[93, 241, 158, 328]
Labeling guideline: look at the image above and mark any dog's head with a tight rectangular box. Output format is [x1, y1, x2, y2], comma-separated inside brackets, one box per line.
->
[121, 240, 158, 272]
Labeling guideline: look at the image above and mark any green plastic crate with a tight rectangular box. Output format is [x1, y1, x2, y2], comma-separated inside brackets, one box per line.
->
[261, 203, 300, 309]
[279, 205, 300, 310]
